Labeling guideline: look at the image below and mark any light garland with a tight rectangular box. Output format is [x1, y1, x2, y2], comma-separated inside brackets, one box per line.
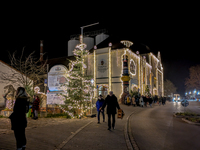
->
[57, 37, 95, 118]
[109, 47, 111, 91]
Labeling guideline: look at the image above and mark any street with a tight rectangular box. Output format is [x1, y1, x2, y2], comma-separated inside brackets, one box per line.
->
[0, 102, 200, 150]
[130, 101, 200, 150]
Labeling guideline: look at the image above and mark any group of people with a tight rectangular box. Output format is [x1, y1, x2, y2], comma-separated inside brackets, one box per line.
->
[9, 87, 121, 150]
[96, 91, 121, 130]
[131, 95, 167, 107]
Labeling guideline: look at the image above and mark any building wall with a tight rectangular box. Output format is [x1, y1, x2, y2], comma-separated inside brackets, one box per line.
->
[85, 47, 164, 99]
[0, 61, 25, 106]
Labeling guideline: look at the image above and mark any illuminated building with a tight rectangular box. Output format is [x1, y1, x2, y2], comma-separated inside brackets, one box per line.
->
[46, 34, 164, 103]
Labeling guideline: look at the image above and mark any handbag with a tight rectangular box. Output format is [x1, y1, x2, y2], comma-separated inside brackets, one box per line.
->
[117, 109, 125, 119]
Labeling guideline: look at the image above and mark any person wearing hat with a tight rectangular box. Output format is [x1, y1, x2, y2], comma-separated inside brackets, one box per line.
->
[96, 95, 105, 123]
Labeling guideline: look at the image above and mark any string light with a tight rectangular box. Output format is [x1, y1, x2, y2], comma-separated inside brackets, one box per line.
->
[57, 38, 95, 118]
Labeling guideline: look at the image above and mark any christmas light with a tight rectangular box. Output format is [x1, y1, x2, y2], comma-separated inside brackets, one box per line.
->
[57, 37, 95, 118]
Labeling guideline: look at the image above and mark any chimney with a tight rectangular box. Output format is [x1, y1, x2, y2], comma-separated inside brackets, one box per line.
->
[40, 40, 43, 62]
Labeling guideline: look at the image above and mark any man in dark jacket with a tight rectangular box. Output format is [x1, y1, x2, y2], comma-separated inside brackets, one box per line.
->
[100, 91, 120, 130]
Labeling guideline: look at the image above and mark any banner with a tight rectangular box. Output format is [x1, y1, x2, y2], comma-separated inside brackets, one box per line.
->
[97, 54, 108, 78]
[48, 65, 68, 91]
[47, 93, 65, 105]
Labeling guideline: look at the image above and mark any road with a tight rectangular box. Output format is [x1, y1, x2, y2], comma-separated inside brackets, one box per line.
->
[0, 102, 199, 150]
[130, 101, 200, 150]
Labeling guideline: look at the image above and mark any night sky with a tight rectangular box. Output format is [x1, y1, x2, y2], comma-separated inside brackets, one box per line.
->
[1, 6, 199, 97]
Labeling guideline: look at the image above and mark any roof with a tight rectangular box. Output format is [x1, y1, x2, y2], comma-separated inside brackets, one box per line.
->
[89, 34, 153, 55]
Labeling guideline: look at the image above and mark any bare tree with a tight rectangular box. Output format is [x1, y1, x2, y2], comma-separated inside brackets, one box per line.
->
[164, 79, 177, 96]
[185, 65, 200, 90]
[0, 47, 47, 97]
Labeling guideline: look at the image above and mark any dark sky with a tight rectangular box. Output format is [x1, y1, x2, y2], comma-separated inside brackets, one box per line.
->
[1, 5, 199, 96]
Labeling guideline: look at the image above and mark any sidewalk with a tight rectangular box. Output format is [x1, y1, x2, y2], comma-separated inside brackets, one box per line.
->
[0, 105, 136, 150]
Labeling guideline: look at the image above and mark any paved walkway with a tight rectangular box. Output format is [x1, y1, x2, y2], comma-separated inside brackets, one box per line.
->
[0, 104, 134, 150]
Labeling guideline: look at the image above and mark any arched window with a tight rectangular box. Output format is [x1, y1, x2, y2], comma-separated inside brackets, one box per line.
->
[130, 59, 136, 75]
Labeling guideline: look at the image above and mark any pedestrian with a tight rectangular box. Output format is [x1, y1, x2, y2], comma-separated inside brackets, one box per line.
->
[139, 96, 144, 107]
[100, 91, 121, 130]
[149, 96, 153, 108]
[96, 95, 105, 123]
[31, 95, 36, 118]
[9, 87, 29, 150]
[143, 96, 147, 107]
[32, 95, 40, 120]
[159, 97, 162, 106]
[132, 96, 136, 107]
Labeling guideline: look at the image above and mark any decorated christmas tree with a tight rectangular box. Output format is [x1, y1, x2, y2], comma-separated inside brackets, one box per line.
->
[59, 35, 94, 118]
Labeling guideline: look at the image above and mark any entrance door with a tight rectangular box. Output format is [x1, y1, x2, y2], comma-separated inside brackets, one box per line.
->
[98, 85, 108, 99]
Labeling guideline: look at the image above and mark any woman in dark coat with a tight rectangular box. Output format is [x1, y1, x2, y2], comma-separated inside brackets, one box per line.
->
[9, 87, 29, 150]
[100, 91, 120, 130]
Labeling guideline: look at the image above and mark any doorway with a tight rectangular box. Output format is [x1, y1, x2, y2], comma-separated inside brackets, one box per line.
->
[98, 84, 108, 99]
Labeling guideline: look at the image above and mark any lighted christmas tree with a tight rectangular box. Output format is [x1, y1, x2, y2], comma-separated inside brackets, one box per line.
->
[59, 35, 94, 118]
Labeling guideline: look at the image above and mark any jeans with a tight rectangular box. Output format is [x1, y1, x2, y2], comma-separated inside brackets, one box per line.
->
[107, 113, 115, 128]
[14, 128, 26, 149]
[97, 110, 105, 122]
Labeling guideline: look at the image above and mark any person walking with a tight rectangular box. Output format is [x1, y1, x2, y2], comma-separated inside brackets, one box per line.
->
[132, 96, 136, 107]
[9, 87, 29, 150]
[139, 96, 144, 107]
[96, 95, 105, 123]
[100, 91, 121, 130]
[32, 95, 40, 120]
[149, 96, 153, 108]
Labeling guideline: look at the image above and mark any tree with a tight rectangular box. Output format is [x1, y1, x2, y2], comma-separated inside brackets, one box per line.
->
[164, 79, 177, 96]
[0, 48, 47, 100]
[59, 36, 94, 118]
[185, 65, 200, 90]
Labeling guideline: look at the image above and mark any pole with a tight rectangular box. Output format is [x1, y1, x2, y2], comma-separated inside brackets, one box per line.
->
[80, 22, 99, 42]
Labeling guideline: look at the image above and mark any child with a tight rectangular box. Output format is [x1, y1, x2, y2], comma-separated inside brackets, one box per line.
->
[96, 95, 105, 123]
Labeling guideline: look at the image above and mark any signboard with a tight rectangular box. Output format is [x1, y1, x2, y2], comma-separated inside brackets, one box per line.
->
[47, 93, 65, 105]
[48, 65, 68, 92]
[97, 54, 108, 78]
[181, 100, 189, 107]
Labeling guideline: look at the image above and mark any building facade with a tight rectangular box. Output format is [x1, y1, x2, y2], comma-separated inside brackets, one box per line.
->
[46, 36, 164, 104]
[83, 41, 164, 99]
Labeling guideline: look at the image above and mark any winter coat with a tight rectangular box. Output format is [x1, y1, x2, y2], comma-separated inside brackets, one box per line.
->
[9, 97, 29, 130]
[149, 98, 153, 104]
[96, 98, 105, 111]
[102, 94, 120, 114]
[132, 97, 136, 105]
[32, 97, 40, 110]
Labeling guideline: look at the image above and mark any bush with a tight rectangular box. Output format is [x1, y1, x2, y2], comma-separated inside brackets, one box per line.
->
[187, 117, 200, 123]
[45, 113, 71, 119]
[176, 112, 200, 116]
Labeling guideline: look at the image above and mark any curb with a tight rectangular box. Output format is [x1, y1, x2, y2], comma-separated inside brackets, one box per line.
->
[182, 118, 200, 126]
[124, 111, 140, 150]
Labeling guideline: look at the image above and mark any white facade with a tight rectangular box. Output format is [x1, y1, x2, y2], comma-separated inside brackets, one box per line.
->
[85, 46, 164, 100]
[0, 61, 24, 106]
